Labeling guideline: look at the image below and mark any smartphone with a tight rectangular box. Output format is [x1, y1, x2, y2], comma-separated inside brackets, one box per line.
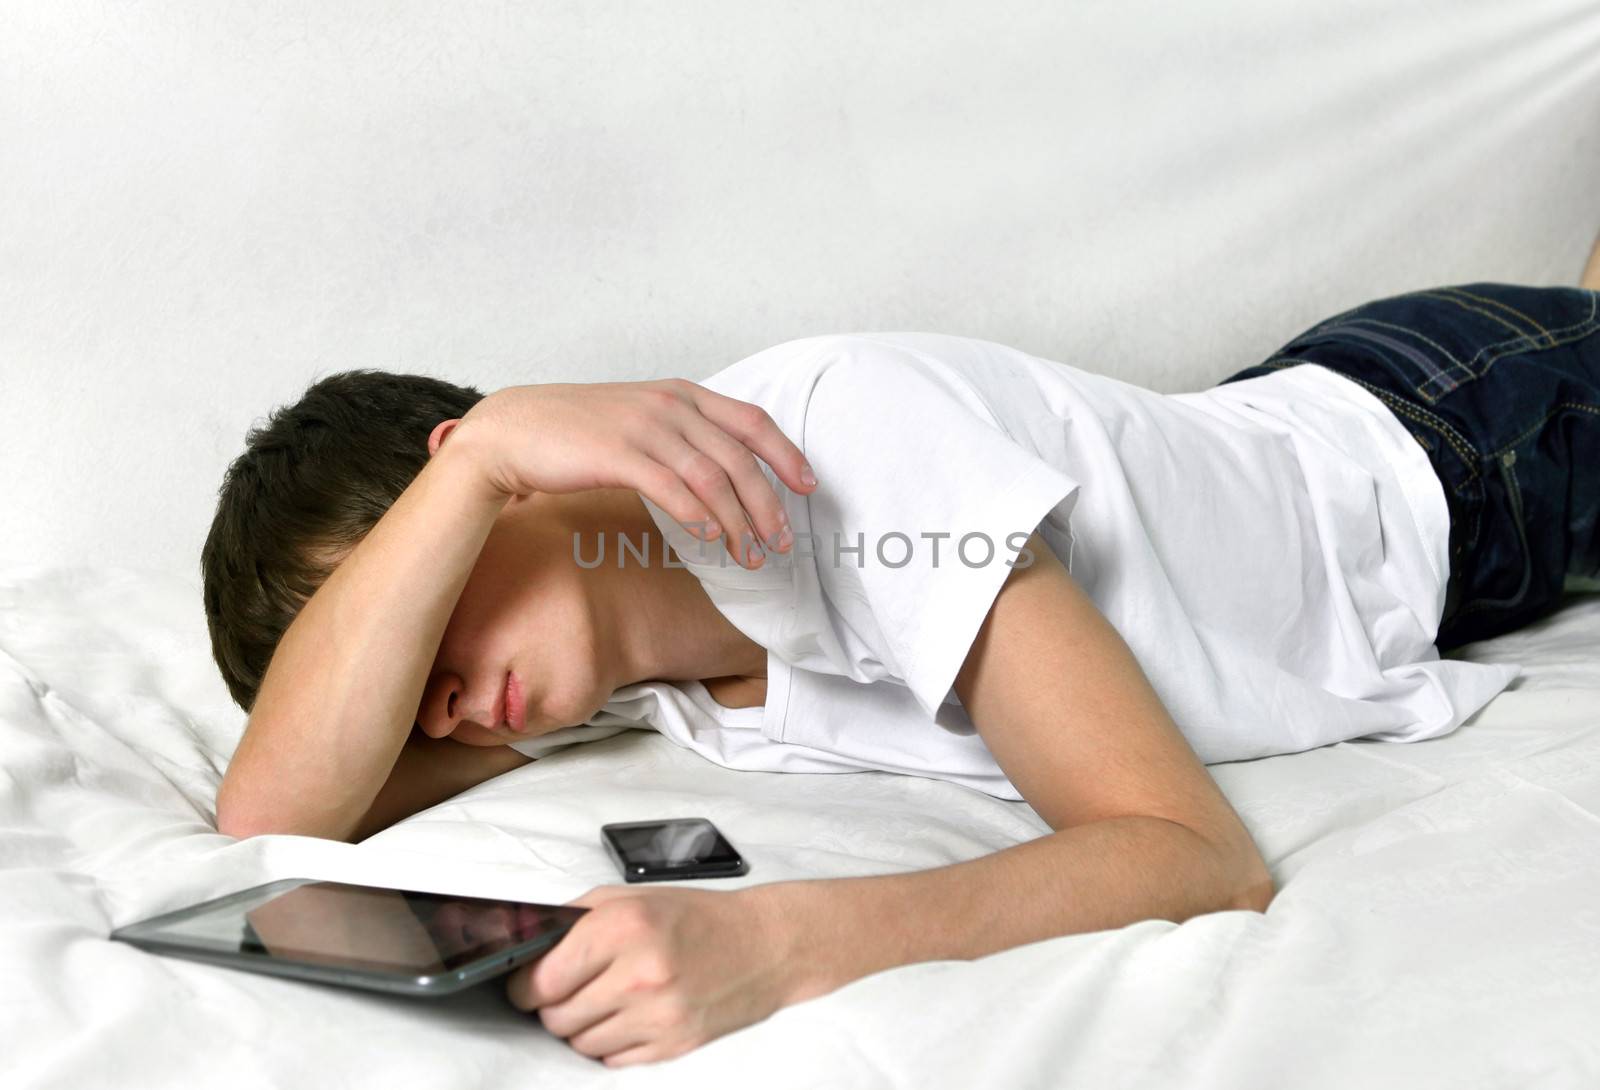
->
[600, 818, 749, 882]
[109, 878, 587, 997]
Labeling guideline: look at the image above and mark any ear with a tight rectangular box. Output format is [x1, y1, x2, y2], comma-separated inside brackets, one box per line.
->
[428, 418, 462, 458]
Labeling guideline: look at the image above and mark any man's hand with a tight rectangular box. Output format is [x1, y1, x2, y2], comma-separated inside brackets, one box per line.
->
[453, 379, 818, 568]
[505, 884, 796, 1068]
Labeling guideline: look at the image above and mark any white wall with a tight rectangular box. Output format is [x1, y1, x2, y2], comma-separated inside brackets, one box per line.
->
[4, 0, 1599, 580]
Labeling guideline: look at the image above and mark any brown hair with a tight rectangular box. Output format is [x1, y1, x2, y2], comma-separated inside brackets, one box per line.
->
[201, 369, 487, 713]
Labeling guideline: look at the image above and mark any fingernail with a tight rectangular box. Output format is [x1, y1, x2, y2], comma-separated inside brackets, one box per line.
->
[801, 464, 817, 487]
[704, 519, 720, 538]
[749, 542, 765, 565]
[778, 525, 793, 549]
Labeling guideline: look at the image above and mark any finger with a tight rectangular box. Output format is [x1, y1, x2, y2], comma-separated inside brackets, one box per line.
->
[507, 919, 612, 1012]
[683, 421, 794, 557]
[546, 957, 669, 1057]
[603, 1043, 660, 1069]
[683, 384, 818, 497]
[648, 439, 764, 569]
[629, 458, 724, 544]
[532, 966, 635, 1044]
[569, 1007, 655, 1065]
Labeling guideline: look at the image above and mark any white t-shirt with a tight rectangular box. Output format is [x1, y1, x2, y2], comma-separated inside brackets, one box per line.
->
[509, 333, 1521, 800]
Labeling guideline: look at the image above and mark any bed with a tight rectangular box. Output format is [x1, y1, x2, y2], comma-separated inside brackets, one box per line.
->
[3, 563, 1597, 1087]
[7, 0, 1600, 1085]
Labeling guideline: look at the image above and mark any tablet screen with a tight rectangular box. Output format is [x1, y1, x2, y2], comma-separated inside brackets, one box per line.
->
[123, 880, 585, 977]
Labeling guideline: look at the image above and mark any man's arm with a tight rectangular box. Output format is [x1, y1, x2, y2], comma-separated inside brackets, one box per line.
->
[215, 381, 817, 844]
[751, 531, 1275, 1002]
[215, 432, 513, 842]
[348, 730, 536, 842]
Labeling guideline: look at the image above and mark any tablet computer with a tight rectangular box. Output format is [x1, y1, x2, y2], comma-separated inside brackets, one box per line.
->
[110, 878, 588, 997]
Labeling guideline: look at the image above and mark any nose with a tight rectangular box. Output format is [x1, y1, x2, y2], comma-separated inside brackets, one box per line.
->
[416, 671, 477, 739]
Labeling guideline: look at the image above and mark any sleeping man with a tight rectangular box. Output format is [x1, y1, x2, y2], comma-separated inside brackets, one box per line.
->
[200, 261, 1600, 1067]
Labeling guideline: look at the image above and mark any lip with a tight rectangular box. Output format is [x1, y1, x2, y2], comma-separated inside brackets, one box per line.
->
[503, 670, 525, 733]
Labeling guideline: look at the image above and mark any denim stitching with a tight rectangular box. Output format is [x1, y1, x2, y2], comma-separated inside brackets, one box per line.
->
[1280, 296, 1504, 401]
[1441, 475, 1483, 570]
[1438, 481, 1482, 597]
[1436, 287, 1550, 337]
[1341, 316, 1467, 370]
[1444, 311, 1600, 399]
[1463, 291, 1600, 378]
[1463, 482, 1481, 555]
[1305, 321, 1459, 390]
[1298, 288, 1451, 339]
[1488, 401, 1600, 459]
[1451, 453, 1534, 616]
[1418, 291, 1599, 399]
[1314, 289, 1546, 398]
[1410, 289, 1530, 392]
[1420, 289, 1529, 337]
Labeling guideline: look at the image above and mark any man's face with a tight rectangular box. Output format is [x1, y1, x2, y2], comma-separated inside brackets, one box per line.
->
[411, 495, 612, 747]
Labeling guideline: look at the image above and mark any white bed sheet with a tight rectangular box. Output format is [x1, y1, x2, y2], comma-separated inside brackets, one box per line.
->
[2, 564, 1598, 1089]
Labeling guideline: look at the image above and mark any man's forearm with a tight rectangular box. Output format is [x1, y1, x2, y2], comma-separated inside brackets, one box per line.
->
[216, 427, 509, 842]
[752, 815, 1272, 1003]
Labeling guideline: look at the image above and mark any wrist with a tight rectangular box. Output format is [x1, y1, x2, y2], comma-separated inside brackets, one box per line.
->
[435, 413, 513, 508]
[741, 879, 844, 1006]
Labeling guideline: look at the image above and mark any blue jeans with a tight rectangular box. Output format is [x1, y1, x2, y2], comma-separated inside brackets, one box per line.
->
[1216, 282, 1600, 652]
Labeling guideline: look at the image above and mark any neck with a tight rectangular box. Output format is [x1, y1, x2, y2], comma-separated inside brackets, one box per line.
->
[556, 489, 768, 692]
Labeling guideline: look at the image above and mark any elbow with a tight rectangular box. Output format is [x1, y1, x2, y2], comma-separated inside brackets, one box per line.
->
[214, 779, 253, 839]
[215, 788, 354, 844]
[1162, 817, 1277, 915]
[215, 792, 281, 841]
[1229, 858, 1277, 914]
[216, 807, 355, 844]
[214, 773, 284, 840]
[215, 803, 265, 841]
[1178, 818, 1276, 914]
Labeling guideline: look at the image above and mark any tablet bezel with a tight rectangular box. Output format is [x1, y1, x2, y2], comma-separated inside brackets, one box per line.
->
[110, 878, 585, 997]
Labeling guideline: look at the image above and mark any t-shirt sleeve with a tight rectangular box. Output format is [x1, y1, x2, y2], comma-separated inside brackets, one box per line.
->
[799, 336, 1083, 719]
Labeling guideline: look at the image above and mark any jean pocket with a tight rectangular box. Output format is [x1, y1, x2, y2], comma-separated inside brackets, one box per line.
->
[1450, 449, 1534, 619]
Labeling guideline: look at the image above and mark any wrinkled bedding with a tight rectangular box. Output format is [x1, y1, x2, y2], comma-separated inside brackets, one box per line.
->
[3, 565, 1598, 1089]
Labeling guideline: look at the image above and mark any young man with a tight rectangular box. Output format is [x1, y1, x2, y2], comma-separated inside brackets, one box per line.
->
[201, 246, 1600, 1066]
